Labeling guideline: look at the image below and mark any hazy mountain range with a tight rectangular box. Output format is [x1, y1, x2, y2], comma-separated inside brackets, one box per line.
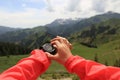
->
[0, 11, 120, 49]
[0, 26, 20, 35]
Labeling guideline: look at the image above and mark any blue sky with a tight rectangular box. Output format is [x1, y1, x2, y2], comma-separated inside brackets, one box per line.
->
[0, 0, 120, 28]
[0, 0, 45, 12]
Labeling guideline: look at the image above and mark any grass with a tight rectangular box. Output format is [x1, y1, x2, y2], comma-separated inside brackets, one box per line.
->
[72, 43, 98, 59]
[0, 55, 29, 73]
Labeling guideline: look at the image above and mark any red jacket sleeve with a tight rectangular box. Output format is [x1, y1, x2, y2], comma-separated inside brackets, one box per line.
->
[64, 56, 120, 80]
[0, 49, 51, 80]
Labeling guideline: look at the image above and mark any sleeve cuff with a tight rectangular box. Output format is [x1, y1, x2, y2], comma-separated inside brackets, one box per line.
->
[30, 49, 51, 69]
[64, 55, 85, 73]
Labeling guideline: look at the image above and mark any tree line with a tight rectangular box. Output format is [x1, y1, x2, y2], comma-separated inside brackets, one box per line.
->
[0, 42, 31, 57]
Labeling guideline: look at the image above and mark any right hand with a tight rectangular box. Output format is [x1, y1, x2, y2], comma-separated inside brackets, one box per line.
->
[46, 36, 73, 64]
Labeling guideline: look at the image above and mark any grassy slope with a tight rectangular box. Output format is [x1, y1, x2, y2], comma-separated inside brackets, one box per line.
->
[0, 40, 120, 73]
[0, 55, 29, 73]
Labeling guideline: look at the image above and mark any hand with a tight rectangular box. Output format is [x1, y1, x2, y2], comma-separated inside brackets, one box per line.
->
[46, 36, 73, 64]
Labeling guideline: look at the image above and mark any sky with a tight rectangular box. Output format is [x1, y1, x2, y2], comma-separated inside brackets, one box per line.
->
[0, 0, 120, 28]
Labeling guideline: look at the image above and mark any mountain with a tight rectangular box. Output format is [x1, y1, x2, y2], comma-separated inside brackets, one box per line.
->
[46, 11, 120, 37]
[46, 18, 82, 37]
[46, 18, 82, 27]
[21, 26, 51, 49]
[0, 26, 51, 49]
[69, 18, 120, 47]
[0, 26, 20, 35]
[0, 11, 120, 49]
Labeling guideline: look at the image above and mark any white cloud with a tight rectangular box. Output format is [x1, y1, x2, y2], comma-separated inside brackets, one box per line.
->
[0, 0, 120, 28]
[45, 0, 54, 12]
[0, 8, 46, 28]
[106, 0, 120, 12]
[91, 0, 106, 12]
[66, 0, 80, 12]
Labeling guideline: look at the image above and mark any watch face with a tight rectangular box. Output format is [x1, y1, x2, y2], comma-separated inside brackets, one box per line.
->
[43, 43, 53, 51]
[42, 43, 56, 55]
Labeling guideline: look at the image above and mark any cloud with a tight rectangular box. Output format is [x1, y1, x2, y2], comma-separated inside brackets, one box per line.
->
[0, 7, 62, 28]
[0, 8, 47, 28]
[67, 0, 80, 12]
[0, 0, 120, 28]
[106, 0, 120, 12]
[92, 0, 106, 12]
[45, 0, 54, 12]
[67, 0, 106, 14]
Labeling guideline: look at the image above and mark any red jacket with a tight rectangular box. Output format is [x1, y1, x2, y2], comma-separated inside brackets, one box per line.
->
[0, 50, 120, 80]
[0, 49, 51, 80]
[64, 56, 120, 80]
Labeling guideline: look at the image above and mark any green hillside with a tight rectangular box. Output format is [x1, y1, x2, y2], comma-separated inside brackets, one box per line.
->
[69, 18, 120, 48]
[0, 26, 51, 49]
[72, 40, 120, 66]
[21, 26, 51, 49]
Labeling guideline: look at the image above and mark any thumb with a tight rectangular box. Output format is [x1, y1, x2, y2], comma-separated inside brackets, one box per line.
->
[69, 43, 72, 50]
[45, 52, 56, 60]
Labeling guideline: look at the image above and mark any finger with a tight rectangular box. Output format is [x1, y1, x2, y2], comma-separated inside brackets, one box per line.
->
[56, 36, 67, 42]
[69, 43, 72, 50]
[45, 52, 57, 60]
[50, 36, 59, 41]
[62, 38, 72, 50]
[62, 38, 68, 44]
[51, 37, 63, 42]
[51, 37, 72, 50]
[51, 36, 64, 41]
[45, 52, 54, 59]
[57, 36, 69, 44]
[51, 36, 72, 49]
[52, 44, 57, 49]
[51, 40, 61, 48]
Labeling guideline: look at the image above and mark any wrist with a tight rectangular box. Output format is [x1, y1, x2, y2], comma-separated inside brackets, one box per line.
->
[62, 54, 74, 64]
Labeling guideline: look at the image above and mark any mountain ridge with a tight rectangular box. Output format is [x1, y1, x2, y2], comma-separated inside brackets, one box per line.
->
[0, 11, 120, 49]
[46, 11, 120, 37]
[69, 18, 120, 47]
[0, 26, 20, 35]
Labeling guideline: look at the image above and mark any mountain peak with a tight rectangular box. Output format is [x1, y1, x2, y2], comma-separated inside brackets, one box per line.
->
[104, 11, 120, 15]
[54, 19, 67, 25]
[107, 11, 115, 14]
[46, 18, 83, 27]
